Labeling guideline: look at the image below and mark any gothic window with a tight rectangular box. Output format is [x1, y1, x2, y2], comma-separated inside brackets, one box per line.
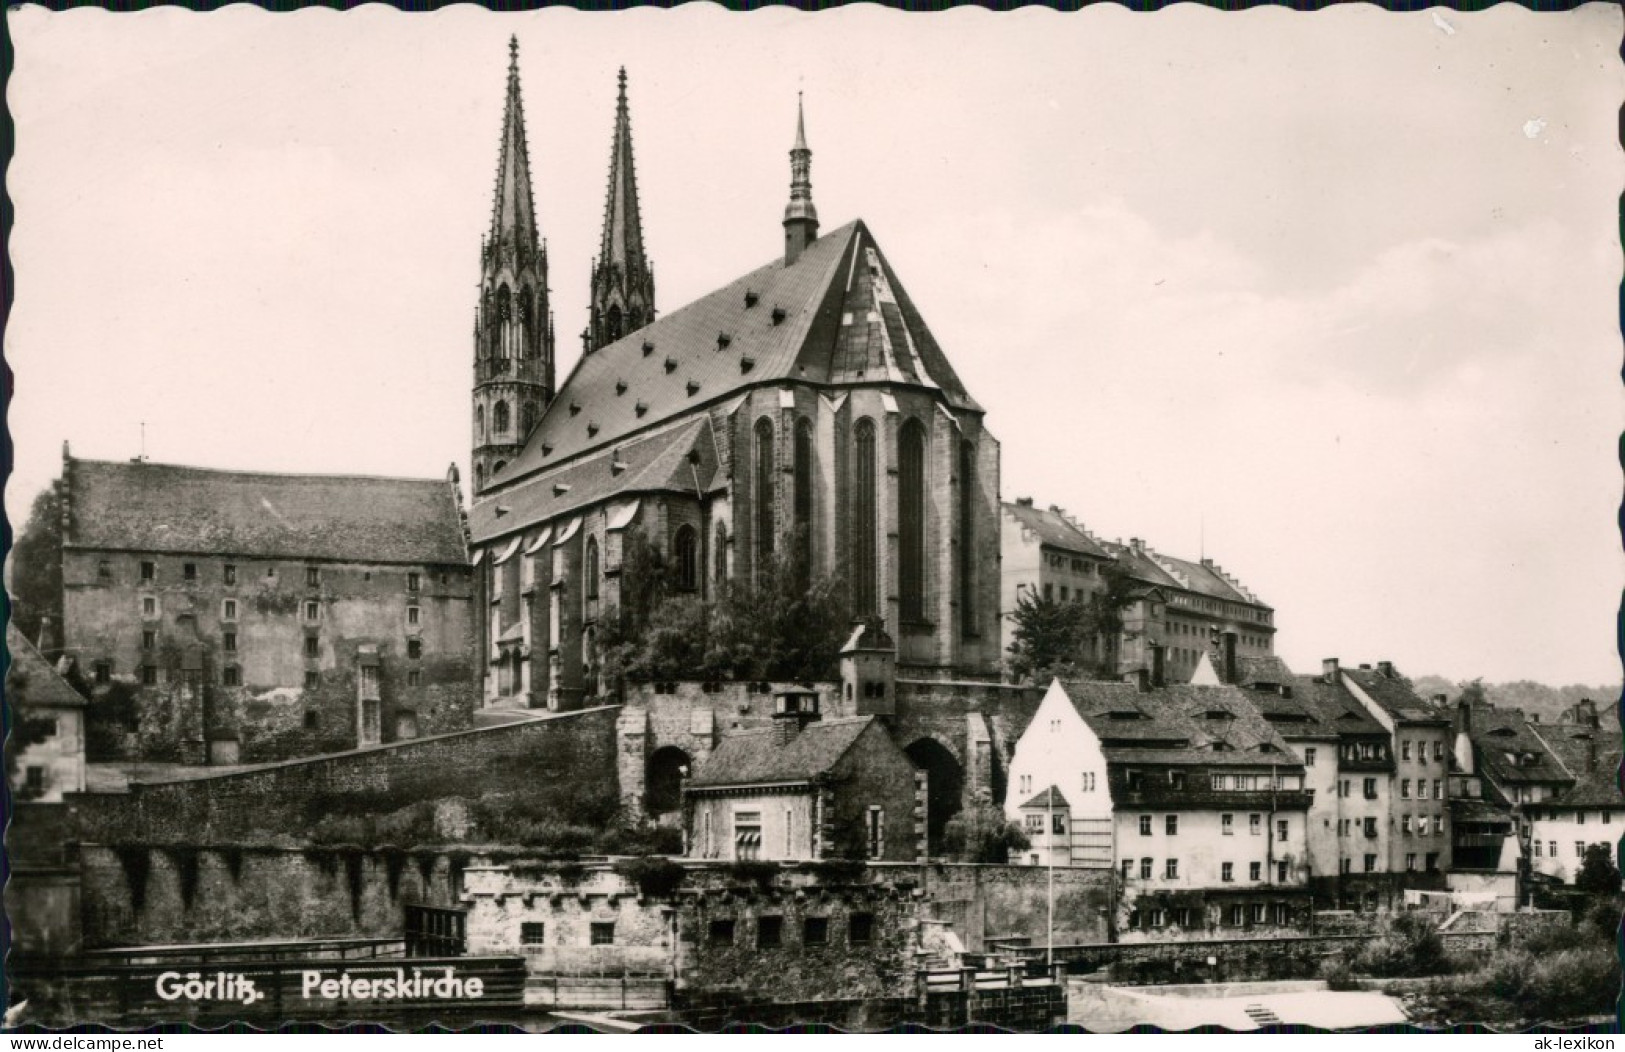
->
[585, 537, 600, 602]
[898, 418, 927, 621]
[755, 419, 776, 573]
[793, 418, 814, 578]
[629, 307, 644, 330]
[476, 404, 485, 442]
[715, 526, 729, 587]
[959, 439, 977, 637]
[492, 460, 506, 477]
[520, 402, 535, 438]
[519, 286, 535, 357]
[675, 525, 698, 592]
[475, 463, 485, 490]
[853, 418, 878, 616]
[493, 401, 510, 436]
[607, 304, 624, 343]
[495, 285, 513, 357]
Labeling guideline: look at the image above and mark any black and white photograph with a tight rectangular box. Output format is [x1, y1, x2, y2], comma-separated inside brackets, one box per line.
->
[3, 4, 1621, 1032]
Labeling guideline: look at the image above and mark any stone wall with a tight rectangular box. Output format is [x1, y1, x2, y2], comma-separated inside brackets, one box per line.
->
[904, 862, 1115, 950]
[66, 706, 619, 845]
[75, 843, 465, 949]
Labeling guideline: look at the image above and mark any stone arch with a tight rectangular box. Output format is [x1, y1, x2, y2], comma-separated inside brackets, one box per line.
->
[646, 745, 692, 818]
[905, 737, 964, 857]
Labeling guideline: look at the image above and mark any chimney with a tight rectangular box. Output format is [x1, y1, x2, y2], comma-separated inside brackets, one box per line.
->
[1150, 644, 1166, 689]
[772, 689, 821, 746]
[1376, 660, 1395, 679]
[1015, 497, 1034, 508]
[1322, 658, 1340, 682]
[1579, 698, 1600, 730]
[1223, 632, 1238, 686]
[1125, 668, 1151, 693]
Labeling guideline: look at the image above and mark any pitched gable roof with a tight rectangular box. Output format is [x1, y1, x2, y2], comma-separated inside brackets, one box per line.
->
[1286, 675, 1388, 737]
[688, 716, 877, 788]
[64, 458, 468, 566]
[1472, 706, 1570, 786]
[1002, 502, 1109, 559]
[1055, 679, 1300, 763]
[1019, 786, 1069, 810]
[6, 624, 87, 709]
[488, 220, 977, 491]
[1343, 666, 1447, 724]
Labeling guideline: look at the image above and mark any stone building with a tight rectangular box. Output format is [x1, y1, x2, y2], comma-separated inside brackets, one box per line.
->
[56, 449, 475, 764]
[684, 695, 925, 863]
[999, 499, 1276, 684]
[6, 622, 87, 802]
[468, 47, 1003, 710]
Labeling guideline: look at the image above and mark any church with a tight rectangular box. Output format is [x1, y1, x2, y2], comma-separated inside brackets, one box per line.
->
[468, 41, 1003, 709]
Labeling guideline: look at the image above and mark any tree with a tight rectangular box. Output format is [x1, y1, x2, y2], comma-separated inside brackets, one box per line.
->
[8, 484, 62, 651]
[942, 790, 1030, 863]
[1457, 678, 1489, 709]
[1006, 563, 1136, 684]
[1575, 843, 1621, 898]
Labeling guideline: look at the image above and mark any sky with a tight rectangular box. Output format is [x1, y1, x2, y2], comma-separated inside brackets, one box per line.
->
[8, 4, 1622, 686]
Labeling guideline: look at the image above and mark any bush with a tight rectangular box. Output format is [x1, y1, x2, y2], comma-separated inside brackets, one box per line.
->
[1521, 946, 1620, 1021]
[613, 856, 687, 899]
[942, 792, 1030, 863]
[804, 858, 866, 884]
[1352, 911, 1449, 978]
[1320, 958, 1363, 991]
[728, 860, 779, 888]
[598, 824, 684, 858]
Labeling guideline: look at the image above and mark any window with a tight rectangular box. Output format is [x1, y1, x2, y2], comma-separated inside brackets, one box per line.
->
[25, 767, 44, 793]
[731, 809, 764, 861]
[898, 418, 927, 621]
[1363, 778, 1378, 800]
[93, 660, 111, 684]
[755, 419, 776, 570]
[1227, 905, 1245, 926]
[1425, 852, 1439, 873]
[1249, 861, 1261, 882]
[708, 919, 736, 946]
[96, 559, 112, 581]
[1364, 854, 1377, 873]
[1402, 741, 1411, 761]
[520, 922, 546, 947]
[303, 566, 319, 588]
[142, 665, 158, 686]
[141, 561, 156, 581]
[1340, 858, 1352, 875]
[142, 597, 157, 617]
[182, 562, 197, 581]
[1082, 772, 1096, 792]
[1222, 862, 1234, 882]
[1276, 820, 1288, 842]
[304, 636, 320, 658]
[1550, 841, 1557, 858]
[590, 922, 615, 946]
[217, 629, 236, 653]
[958, 440, 977, 636]
[1401, 779, 1411, 799]
[1166, 815, 1180, 836]
[1363, 816, 1378, 838]
[1534, 840, 1543, 857]
[757, 916, 782, 949]
[1433, 741, 1444, 760]
[304, 670, 320, 689]
[1305, 748, 1316, 766]
[1170, 771, 1186, 791]
[304, 601, 320, 621]
[1127, 771, 1143, 790]
[1025, 814, 1044, 833]
[1165, 858, 1179, 879]
[1433, 780, 1443, 801]
[1121, 859, 1133, 879]
[1250, 903, 1266, 924]
[1139, 858, 1152, 880]
[675, 526, 698, 593]
[1249, 814, 1261, 836]
[866, 806, 885, 860]
[407, 669, 421, 687]
[1402, 815, 1412, 836]
[1212, 775, 1226, 791]
[1433, 815, 1443, 835]
[1339, 779, 1350, 799]
[803, 917, 828, 946]
[1222, 814, 1234, 836]
[1139, 815, 1152, 836]
[849, 913, 874, 946]
[408, 572, 421, 593]
[585, 537, 600, 605]
[1020, 774, 1032, 795]
[142, 630, 156, 650]
[1406, 853, 1417, 872]
[1277, 861, 1288, 882]
[848, 418, 880, 615]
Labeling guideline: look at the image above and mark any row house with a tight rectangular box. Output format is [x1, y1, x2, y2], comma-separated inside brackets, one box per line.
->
[55, 449, 476, 764]
[1004, 678, 1314, 938]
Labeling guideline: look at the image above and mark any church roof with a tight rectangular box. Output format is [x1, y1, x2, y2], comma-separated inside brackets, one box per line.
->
[687, 716, 877, 789]
[6, 624, 87, 710]
[470, 415, 719, 543]
[64, 457, 468, 566]
[486, 220, 978, 492]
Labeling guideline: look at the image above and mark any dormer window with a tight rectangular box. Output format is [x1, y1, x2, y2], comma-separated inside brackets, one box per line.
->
[771, 306, 786, 325]
[642, 340, 654, 357]
[635, 401, 649, 418]
[717, 332, 732, 349]
[542, 443, 554, 456]
[740, 356, 756, 374]
[686, 380, 700, 396]
[744, 290, 758, 308]
[616, 380, 628, 396]
[569, 402, 582, 416]
[664, 357, 678, 374]
[587, 422, 600, 438]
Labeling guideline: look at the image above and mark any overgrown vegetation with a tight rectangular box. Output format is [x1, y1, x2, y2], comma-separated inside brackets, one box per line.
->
[941, 791, 1030, 864]
[1005, 563, 1136, 683]
[9, 484, 63, 649]
[613, 855, 687, 898]
[597, 530, 848, 688]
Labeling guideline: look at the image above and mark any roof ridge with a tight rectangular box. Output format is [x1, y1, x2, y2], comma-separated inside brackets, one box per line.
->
[70, 457, 449, 486]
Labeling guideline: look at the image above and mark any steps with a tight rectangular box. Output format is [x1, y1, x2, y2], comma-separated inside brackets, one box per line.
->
[1244, 1003, 1283, 1028]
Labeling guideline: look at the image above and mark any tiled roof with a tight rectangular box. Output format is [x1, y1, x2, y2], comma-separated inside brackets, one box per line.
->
[688, 716, 876, 788]
[1056, 679, 1300, 765]
[1342, 667, 1447, 724]
[1450, 797, 1515, 825]
[470, 415, 717, 543]
[1282, 675, 1389, 738]
[1001, 503, 1109, 559]
[1096, 540, 1269, 611]
[64, 458, 467, 566]
[488, 220, 977, 493]
[1235, 655, 1295, 688]
[1544, 756, 1623, 809]
[1472, 706, 1571, 787]
[1019, 786, 1069, 810]
[6, 624, 87, 709]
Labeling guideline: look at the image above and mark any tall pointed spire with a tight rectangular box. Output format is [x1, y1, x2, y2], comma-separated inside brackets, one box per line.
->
[587, 67, 656, 354]
[783, 92, 819, 266]
[489, 34, 540, 259]
[472, 37, 554, 496]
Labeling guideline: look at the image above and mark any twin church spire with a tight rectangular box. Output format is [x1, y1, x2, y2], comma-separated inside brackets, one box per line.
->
[472, 40, 819, 492]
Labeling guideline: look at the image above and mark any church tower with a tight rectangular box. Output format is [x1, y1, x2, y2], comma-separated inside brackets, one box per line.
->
[782, 93, 819, 266]
[473, 37, 554, 495]
[585, 68, 656, 355]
